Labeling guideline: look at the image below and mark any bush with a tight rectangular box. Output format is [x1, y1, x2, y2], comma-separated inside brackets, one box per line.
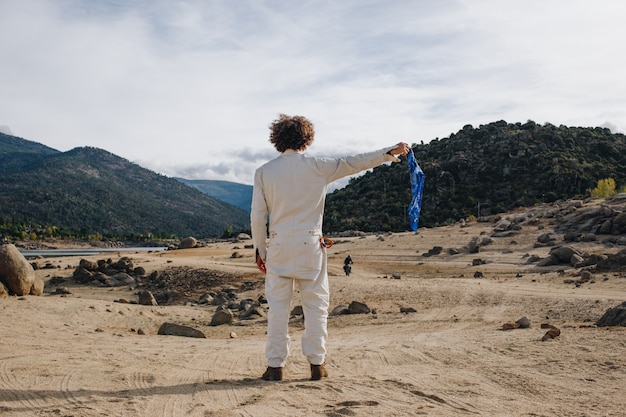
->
[590, 178, 617, 198]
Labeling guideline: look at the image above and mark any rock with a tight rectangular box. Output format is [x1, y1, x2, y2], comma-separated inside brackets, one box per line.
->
[595, 249, 626, 272]
[210, 308, 234, 326]
[579, 270, 593, 283]
[29, 278, 44, 296]
[178, 236, 198, 249]
[348, 301, 371, 314]
[550, 246, 582, 263]
[237, 233, 251, 240]
[0, 282, 8, 298]
[79, 259, 99, 271]
[0, 244, 38, 296]
[570, 254, 585, 267]
[540, 323, 561, 341]
[290, 305, 304, 316]
[73, 267, 95, 284]
[157, 322, 206, 338]
[614, 212, 626, 227]
[198, 293, 214, 305]
[537, 254, 559, 267]
[596, 301, 626, 327]
[138, 290, 158, 306]
[537, 233, 556, 244]
[516, 316, 531, 328]
[468, 236, 482, 253]
[473, 271, 484, 278]
[501, 322, 520, 330]
[329, 304, 349, 316]
[493, 218, 511, 232]
[240, 305, 265, 320]
[580, 233, 596, 242]
[106, 272, 135, 286]
[400, 306, 417, 313]
[422, 246, 443, 257]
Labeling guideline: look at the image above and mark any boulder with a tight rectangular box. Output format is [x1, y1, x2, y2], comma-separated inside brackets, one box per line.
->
[549, 246, 582, 263]
[157, 322, 206, 338]
[596, 301, 626, 327]
[516, 316, 531, 328]
[178, 237, 198, 249]
[329, 304, 349, 316]
[79, 259, 99, 271]
[210, 308, 234, 326]
[348, 301, 371, 314]
[0, 244, 38, 296]
[138, 290, 158, 306]
[537, 255, 559, 267]
[30, 277, 44, 295]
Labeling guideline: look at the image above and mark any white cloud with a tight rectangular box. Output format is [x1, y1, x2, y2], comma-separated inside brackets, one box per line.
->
[1, 0, 625, 186]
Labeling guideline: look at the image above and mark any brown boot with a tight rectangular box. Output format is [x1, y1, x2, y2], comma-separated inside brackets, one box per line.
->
[310, 364, 328, 381]
[261, 367, 283, 381]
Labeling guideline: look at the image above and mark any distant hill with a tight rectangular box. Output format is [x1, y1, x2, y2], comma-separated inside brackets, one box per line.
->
[0, 133, 249, 239]
[175, 179, 252, 212]
[324, 120, 626, 233]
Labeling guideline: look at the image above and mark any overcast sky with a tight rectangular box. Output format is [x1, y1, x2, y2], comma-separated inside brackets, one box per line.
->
[2, 0, 625, 186]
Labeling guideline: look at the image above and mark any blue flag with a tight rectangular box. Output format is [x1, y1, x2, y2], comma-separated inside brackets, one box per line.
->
[407, 148, 424, 231]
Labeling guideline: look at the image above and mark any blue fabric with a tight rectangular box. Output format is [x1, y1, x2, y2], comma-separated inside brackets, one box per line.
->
[407, 148, 424, 231]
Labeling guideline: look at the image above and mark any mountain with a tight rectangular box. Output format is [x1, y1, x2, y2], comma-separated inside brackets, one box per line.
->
[0, 133, 249, 239]
[324, 120, 626, 233]
[175, 178, 252, 212]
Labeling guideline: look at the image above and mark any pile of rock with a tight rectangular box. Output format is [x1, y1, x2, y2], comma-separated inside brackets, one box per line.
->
[72, 257, 146, 287]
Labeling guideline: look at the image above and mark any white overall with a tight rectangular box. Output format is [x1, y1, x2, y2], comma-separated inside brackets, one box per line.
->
[251, 147, 399, 368]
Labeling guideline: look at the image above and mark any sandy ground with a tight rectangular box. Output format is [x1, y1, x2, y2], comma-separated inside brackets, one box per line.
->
[1, 220, 625, 417]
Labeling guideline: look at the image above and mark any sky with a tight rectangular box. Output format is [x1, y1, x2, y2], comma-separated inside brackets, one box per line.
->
[1, 0, 626, 187]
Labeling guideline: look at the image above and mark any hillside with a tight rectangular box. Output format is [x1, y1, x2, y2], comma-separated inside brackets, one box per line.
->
[324, 120, 626, 232]
[0, 133, 249, 239]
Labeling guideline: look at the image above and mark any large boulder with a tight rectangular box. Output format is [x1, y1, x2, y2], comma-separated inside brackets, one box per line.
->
[178, 236, 198, 249]
[0, 244, 40, 296]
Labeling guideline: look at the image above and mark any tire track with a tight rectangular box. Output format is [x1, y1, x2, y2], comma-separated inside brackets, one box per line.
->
[0, 357, 52, 413]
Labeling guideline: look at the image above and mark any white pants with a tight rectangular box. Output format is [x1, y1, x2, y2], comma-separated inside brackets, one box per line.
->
[265, 255, 329, 368]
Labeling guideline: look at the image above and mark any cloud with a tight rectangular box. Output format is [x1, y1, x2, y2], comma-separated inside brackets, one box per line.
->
[1, 0, 625, 186]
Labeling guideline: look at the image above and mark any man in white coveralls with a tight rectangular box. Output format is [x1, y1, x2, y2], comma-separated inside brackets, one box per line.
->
[251, 113, 409, 381]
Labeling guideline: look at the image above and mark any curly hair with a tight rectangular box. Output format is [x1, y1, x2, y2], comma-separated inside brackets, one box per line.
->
[269, 114, 315, 152]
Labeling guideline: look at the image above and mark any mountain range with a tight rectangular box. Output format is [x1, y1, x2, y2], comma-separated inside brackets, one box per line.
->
[0, 132, 249, 240]
[175, 178, 252, 212]
[2, 119, 625, 240]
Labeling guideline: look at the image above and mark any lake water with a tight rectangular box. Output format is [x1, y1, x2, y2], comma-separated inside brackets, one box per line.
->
[20, 247, 168, 258]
